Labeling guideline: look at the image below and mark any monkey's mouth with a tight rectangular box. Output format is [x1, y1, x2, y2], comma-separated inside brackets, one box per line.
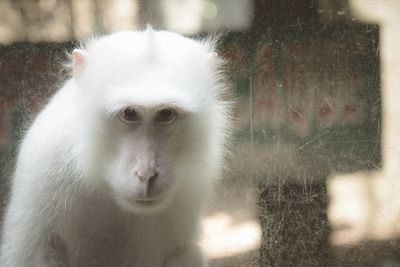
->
[131, 196, 165, 207]
[135, 199, 158, 205]
[118, 183, 172, 211]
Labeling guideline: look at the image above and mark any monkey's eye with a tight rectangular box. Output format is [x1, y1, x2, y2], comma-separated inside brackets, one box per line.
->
[119, 107, 141, 124]
[155, 108, 178, 124]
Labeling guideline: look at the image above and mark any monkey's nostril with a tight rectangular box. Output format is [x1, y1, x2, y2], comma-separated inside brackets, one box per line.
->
[148, 172, 158, 187]
[135, 171, 158, 185]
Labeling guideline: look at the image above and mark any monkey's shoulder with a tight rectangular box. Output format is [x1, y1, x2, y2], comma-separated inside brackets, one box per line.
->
[16, 81, 83, 168]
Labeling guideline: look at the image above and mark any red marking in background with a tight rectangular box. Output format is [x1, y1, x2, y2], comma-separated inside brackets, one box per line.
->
[344, 104, 359, 115]
[283, 43, 312, 137]
[319, 105, 333, 117]
[224, 44, 246, 74]
[289, 109, 301, 120]
[253, 43, 281, 129]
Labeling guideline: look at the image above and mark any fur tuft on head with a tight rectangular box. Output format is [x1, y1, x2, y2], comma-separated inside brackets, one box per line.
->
[144, 24, 157, 62]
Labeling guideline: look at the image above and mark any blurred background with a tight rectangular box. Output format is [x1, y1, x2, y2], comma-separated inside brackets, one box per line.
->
[1, 0, 400, 266]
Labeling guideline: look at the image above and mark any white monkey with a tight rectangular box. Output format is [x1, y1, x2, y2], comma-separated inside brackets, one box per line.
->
[0, 28, 231, 267]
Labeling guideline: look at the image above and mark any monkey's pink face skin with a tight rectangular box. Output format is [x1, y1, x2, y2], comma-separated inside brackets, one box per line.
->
[103, 104, 190, 213]
[112, 142, 175, 213]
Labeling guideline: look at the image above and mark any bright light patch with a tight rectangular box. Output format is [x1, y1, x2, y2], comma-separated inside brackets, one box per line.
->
[200, 212, 261, 259]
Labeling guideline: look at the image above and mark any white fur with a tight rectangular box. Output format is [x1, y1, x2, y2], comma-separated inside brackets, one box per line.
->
[0, 29, 231, 266]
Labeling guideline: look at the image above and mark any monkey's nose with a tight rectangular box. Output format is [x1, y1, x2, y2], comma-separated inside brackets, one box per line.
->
[136, 170, 158, 197]
[135, 170, 158, 185]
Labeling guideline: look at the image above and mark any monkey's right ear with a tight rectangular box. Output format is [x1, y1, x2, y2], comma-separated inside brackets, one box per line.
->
[207, 52, 218, 62]
[72, 49, 87, 79]
[207, 52, 220, 67]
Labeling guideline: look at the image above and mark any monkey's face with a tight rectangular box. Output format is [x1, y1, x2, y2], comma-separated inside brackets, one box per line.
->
[73, 30, 223, 213]
[101, 102, 197, 214]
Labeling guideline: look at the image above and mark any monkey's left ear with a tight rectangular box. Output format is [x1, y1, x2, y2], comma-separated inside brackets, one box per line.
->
[72, 49, 87, 79]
